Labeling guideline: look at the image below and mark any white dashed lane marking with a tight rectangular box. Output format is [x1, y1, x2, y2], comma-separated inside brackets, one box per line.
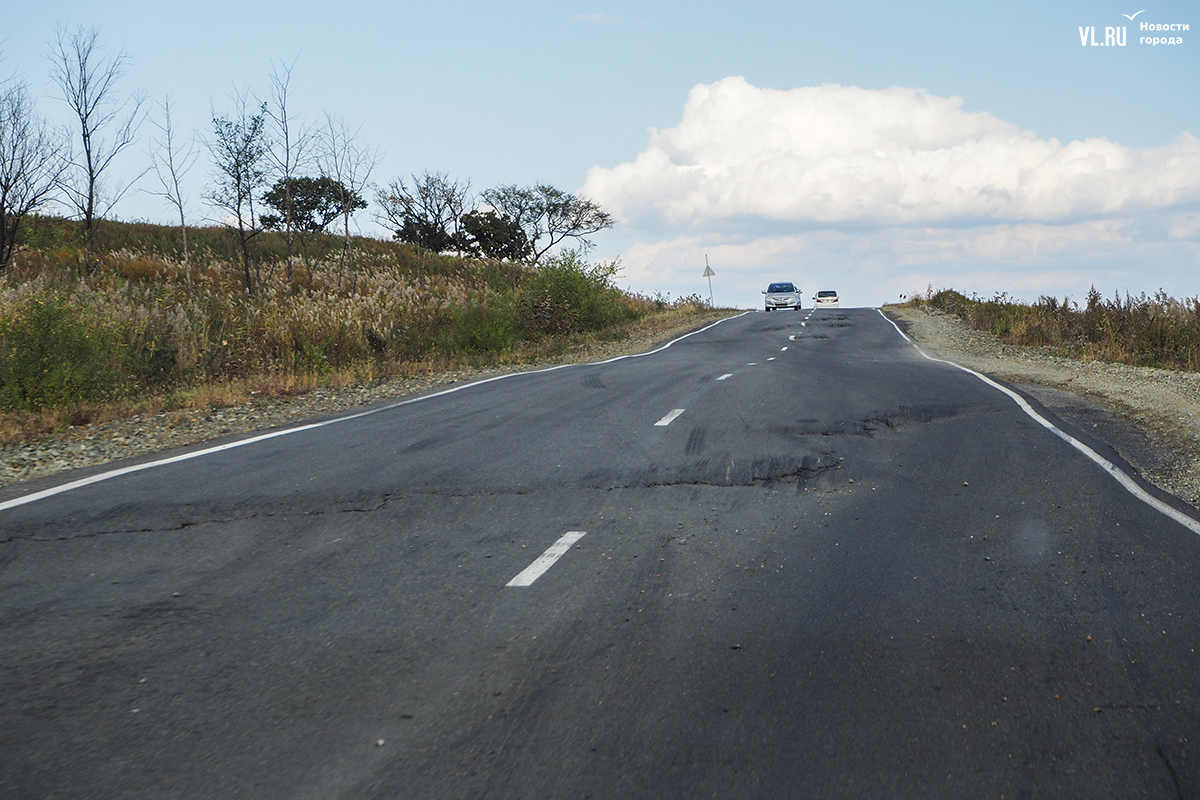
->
[654, 408, 686, 427]
[717, 373, 733, 381]
[507, 531, 587, 587]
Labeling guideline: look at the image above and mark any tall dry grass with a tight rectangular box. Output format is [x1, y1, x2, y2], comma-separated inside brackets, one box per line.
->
[0, 217, 712, 429]
[910, 287, 1200, 371]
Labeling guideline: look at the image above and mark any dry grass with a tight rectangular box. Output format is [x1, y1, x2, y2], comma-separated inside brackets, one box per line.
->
[0, 222, 724, 444]
[907, 287, 1200, 372]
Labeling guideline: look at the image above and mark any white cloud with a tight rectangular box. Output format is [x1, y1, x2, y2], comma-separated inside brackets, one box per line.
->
[603, 220, 1194, 310]
[583, 77, 1200, 230]
[586, 77, 1200, 307]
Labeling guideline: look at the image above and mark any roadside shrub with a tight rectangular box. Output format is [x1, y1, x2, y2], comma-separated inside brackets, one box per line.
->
[915, 286, 1200, 371]
[519, 250, 635, 337]
[444, 299, 521, 354]
[0, 296, 128, 410]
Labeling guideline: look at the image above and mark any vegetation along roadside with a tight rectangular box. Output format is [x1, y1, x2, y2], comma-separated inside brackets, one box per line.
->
[0, 215, 728, 488]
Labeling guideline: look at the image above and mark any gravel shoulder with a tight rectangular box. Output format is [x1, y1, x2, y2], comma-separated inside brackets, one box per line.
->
[885, 305, 1200, 509]
[0, 311, 739, 490]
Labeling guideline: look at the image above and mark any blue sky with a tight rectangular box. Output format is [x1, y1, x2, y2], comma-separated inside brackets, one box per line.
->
[5, 0, 1198, 307]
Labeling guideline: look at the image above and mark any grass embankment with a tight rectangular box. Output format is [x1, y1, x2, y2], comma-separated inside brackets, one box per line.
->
[906, 288, 1200, 372]
[0, 216, 716, 442]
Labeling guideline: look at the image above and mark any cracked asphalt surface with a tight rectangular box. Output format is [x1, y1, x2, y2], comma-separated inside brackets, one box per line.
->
[3, 308, 1200, 798]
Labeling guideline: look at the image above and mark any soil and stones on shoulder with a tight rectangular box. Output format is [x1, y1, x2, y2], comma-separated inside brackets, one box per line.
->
[886, 305, 1200, 509]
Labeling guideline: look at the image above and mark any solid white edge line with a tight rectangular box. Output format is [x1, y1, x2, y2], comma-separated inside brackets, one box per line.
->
[876, 308, 1200, 536]
[507, 531, 587, 587]
[0, 313, 754, 512]
[655, 408, 686, 427]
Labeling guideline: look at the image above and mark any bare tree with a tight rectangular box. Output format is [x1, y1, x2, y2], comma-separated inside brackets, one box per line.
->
[266, 59, 313, 283]
[318, 114, 381, 291]
[147, 95, 198, 284]
[482, 184, 613, 265]
[205, 94, 270, 294]
[376, 171, 470, 255]
[47, 24, 145, 266]
[0, 77, 67, 270]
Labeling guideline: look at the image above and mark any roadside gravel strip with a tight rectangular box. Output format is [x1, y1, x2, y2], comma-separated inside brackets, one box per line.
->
[0, 312, 740, 493]
[884, 305, 1200, 510]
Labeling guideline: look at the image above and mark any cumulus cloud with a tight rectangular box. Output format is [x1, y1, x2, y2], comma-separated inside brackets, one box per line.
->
[583, 77, 1200, 230]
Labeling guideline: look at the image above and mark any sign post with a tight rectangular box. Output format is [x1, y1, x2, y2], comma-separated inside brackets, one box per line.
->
[703, 255, 715, 307]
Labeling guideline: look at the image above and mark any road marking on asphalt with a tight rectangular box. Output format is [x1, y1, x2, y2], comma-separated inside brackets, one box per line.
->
[507, 531, 587, 587]
[717, 374, 733, 380]
[767, 357, 776, 361]
[877, 308, 1200, 537]
[655, 408, 686, 427]
[801, 322, 807, 327]
[747, 362, 758, 366]
[789, 335, 796, 340]
[781, 346, 789, 351]
[0, 314, 756, 513]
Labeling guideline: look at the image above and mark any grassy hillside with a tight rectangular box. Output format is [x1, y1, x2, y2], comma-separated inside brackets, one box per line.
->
[0, 216, 712, 434]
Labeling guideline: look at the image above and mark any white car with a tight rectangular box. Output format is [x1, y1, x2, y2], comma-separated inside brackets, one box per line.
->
[814, 290, 839, 308]
[763, 282, 802, 311]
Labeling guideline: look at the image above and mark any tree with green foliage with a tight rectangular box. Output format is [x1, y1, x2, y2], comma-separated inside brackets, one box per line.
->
[460, 209, 529, 262]
[261, 175, 364, 234]
[261, 175, 366, 278]
[205, 96, 270, 294]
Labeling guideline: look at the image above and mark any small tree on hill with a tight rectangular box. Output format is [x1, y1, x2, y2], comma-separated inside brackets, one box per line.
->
[48, 24, 145, 269]
[481, 183, 613, 265]
[205, 96, 270, 294]
[0, 77, 66, 271]
[261, 175, 366, 277]
[265, 60, 314, 283]
[147, 95, 199, 284]
[460, 209, 529, 261]
[318, 114, 381, 290]
[377, 171, 469, 255]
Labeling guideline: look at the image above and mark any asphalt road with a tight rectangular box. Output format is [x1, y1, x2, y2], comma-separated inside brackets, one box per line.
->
[3, 308, 1200, 799]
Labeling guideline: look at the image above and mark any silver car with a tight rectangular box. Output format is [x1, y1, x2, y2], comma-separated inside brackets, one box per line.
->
[763, 282, 802, 311]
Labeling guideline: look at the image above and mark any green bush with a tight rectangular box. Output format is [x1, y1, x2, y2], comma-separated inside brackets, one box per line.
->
[0, 297, 128, 410]
[519, 250, 633, 337]
[444, 299, 521, 354]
